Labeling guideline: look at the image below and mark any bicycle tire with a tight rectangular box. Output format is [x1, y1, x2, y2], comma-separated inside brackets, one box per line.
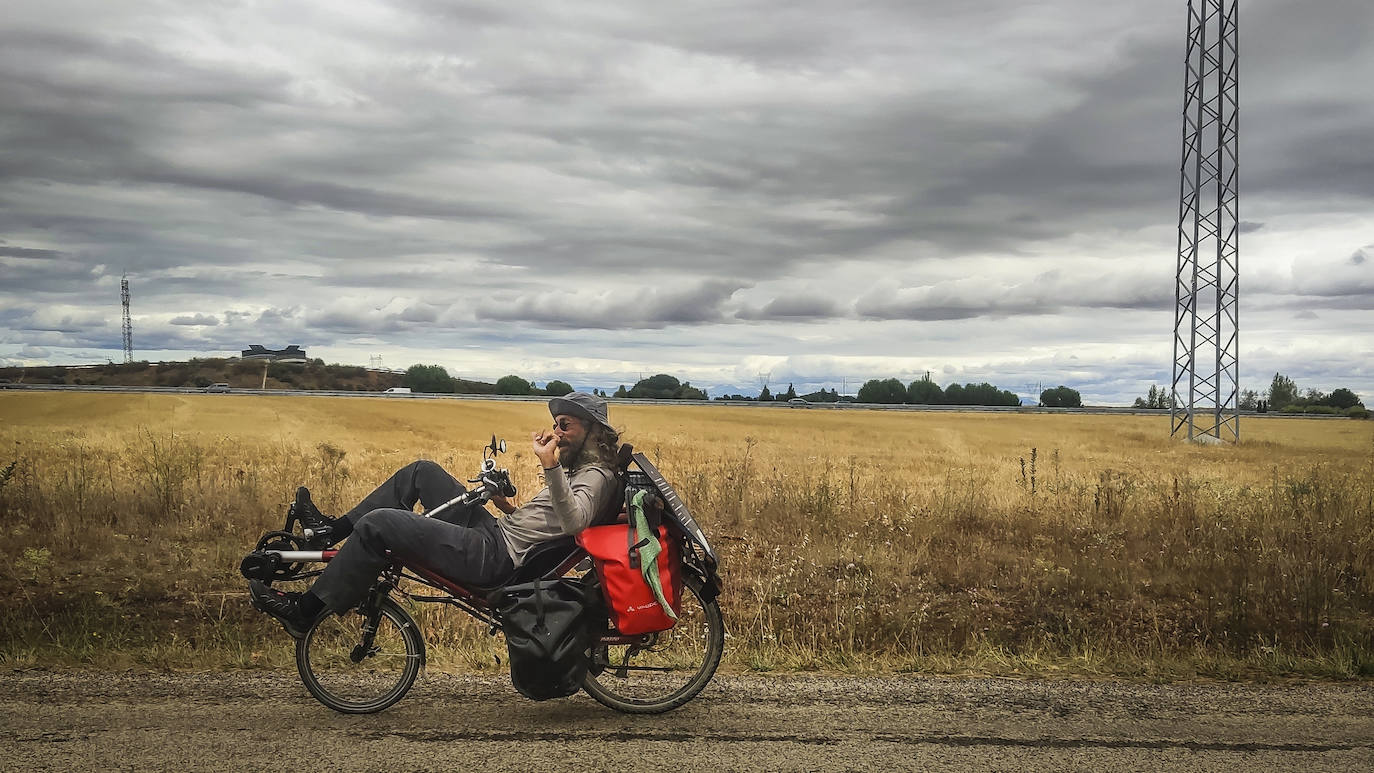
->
[582, 574, 724, 714]
[296, 596, 425, 714]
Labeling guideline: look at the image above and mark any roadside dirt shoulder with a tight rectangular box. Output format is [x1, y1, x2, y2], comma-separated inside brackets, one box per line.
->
[3, 670, 1372, 772]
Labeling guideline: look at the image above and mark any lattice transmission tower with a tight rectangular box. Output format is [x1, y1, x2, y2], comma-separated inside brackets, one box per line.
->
[121, 273, 133, 363]
[1171, 0, 1239, 442]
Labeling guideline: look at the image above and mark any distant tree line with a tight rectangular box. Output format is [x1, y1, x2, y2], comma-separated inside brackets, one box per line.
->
[402, 365, 579, 397]
[405, 368, 712, 400]
[1252, 373, 1365, 417]
[855, 374, 1029, 407]
[612, 374, 707, 400]
[1038, 385, 1082, 408]
[1133, 385, 1172, 410]
[1132, 374, 1366, 418]
[714, 383, 849, 403]
[711, 375, 1035, 407]
[712, 375, 1083, 407]
[0, 357, 403, 391]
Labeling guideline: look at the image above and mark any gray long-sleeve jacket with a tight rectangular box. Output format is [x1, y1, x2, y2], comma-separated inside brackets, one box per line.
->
[495, 463, 617, 567]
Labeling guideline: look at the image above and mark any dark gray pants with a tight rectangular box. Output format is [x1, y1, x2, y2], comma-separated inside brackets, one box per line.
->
[309, 460, 515, 612]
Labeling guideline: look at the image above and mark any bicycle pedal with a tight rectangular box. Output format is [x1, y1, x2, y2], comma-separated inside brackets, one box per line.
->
[300, 525, 334, 550]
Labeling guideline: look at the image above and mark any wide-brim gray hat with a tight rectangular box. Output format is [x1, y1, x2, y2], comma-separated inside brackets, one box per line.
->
[548, 391, 614, 432]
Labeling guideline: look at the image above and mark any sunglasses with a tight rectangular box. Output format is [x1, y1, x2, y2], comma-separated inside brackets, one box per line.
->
[552, 418, 581, 432]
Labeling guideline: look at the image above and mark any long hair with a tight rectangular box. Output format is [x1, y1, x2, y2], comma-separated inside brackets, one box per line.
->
[563, 422, 621, 471]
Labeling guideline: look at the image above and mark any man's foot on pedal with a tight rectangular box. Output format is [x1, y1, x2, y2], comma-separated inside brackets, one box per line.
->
[248, 580, 325, 639]
[292, 486, 330, 527]
[291, 487, 347, 549]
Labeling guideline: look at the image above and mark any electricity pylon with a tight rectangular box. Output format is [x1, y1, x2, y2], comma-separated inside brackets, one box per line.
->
[121, 273, 133, 364]
[1171, 0, 1239, 442]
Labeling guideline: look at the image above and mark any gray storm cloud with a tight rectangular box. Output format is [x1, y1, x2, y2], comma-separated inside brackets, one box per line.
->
[736, 294, 844, 321]
[0, 0, 1372, 402]
[169, 314, 220, 327]
[475, 279, 750, 330]
[854, 271, 1176, 322]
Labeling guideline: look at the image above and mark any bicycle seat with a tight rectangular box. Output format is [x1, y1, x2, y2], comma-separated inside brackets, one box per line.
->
[464, 536, 583, 596]
[511, 536, 582, 583]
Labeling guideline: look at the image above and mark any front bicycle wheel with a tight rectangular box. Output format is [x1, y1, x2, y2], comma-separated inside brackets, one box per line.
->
[296, 596, 425, 714]
[583, 575, 724, 714]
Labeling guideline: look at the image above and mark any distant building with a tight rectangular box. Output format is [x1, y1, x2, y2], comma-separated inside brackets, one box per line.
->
[241, 345, 308, 363]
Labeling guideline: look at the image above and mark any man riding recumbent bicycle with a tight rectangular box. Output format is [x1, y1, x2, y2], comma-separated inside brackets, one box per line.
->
[240, 392, 723, 714]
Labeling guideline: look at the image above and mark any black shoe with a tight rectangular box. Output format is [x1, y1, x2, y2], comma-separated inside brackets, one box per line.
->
[292, 486, 330, 527]
[291, 487, 338, 549]
[248, 580, 324, 639]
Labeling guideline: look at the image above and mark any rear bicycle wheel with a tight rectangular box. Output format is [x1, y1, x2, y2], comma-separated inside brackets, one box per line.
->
[582, 575, 724, 714]
[296, 596, 425, 714]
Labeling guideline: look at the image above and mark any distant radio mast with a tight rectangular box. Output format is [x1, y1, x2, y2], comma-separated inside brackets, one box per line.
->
[121, 273, 133, 363]
[1171, 0, 1240, 442]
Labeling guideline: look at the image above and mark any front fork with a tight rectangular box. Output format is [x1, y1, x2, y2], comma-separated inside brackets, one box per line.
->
[349, 577, 395, 663]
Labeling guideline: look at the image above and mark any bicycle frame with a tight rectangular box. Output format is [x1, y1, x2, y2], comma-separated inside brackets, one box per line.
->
[265, 548, 653, 647]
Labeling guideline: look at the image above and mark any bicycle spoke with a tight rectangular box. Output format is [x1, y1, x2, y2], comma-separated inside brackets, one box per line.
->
[297, 599, 423, 714]
[583, 577, 723, 712]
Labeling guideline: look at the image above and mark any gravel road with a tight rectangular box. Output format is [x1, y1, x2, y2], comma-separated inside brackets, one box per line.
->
[3, 670, 1371, 772]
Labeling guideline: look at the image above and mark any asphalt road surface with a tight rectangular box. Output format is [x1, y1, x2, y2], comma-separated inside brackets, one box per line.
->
[3, 671, 1371, 771]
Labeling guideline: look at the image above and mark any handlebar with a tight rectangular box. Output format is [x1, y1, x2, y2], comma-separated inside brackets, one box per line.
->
[424, 437, 516, 520]
[465, 467, 517, 499]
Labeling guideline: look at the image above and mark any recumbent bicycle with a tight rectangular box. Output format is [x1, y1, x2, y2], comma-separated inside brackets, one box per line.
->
[240, 437, 723, 714]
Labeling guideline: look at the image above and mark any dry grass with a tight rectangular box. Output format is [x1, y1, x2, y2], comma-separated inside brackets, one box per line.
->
[1, 392, 1372, 679]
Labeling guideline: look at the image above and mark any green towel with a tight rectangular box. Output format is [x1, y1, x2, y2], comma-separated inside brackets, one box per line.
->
[629, 490, 677, 621]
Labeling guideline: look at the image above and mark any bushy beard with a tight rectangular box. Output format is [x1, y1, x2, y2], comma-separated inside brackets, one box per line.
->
[559, 437, 590, 471]
[559, 426, 615, 471]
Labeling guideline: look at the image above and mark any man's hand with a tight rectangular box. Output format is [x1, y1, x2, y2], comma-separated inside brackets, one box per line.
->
[532, 430, 559, 468]
[490, 492, 517, 515]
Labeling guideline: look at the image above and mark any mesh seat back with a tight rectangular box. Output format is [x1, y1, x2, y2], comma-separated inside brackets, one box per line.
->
[590, 443, 633, 527]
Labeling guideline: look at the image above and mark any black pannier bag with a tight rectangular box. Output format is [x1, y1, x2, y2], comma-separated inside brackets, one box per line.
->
[495, 578, 594, 701]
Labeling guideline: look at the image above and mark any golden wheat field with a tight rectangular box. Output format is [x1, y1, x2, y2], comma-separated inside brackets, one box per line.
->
[2, 391, 1372, 679]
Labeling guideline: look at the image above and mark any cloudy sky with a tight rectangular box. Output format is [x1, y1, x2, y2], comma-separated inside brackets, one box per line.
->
[2, 0, 1372, 404]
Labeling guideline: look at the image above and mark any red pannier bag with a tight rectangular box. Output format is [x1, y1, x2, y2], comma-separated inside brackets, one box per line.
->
[577, 524, 684, 635]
